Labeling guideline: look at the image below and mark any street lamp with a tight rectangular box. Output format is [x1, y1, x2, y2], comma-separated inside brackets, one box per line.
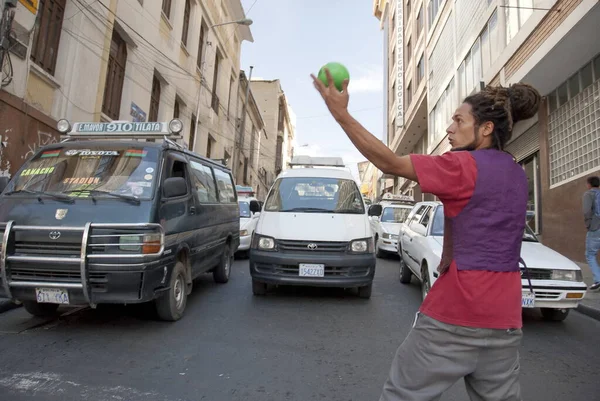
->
[192, 18, 254, 151]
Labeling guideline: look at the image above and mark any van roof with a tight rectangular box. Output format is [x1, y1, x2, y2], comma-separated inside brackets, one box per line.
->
[39, 140, 232, 172]
[276, 167, 355, 181]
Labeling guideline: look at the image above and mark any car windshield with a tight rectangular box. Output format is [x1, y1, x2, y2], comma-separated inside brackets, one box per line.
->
[264, 176, 365, 214]
[381, 207, 411, 223]
[4, 145, 160, 200]
[431, 205, 539, 242]
[239, 201, 251, 218]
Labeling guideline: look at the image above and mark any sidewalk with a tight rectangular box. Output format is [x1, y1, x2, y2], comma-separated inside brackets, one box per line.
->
[577, 262, 600, 321]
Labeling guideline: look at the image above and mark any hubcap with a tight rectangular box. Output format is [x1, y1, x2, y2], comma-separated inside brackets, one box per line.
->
[174, 274, 184, 309]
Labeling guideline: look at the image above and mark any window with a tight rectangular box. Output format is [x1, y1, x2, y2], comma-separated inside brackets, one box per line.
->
[189, 114, 196, 151]
[211, 50, 222, 114]
[581, 62, 593, 89]
[149, 75, 161, 122]
[197, 21, 208, 70]
[408, 205, 428, 230]
[480, 26, 490, 74]
[102, 30, 128, 120]
[489, 10, 499, 64]
[458, 61, 466, 101]
[406, 82, 412, 107]
[521, 154, 540, 233]
[428, 0, 443, 26]
[181, 0, 191, 46]
[506, 0, 533, 43]
[189, 160, 218, 203]
[406, 1, 411, 20]
[406, 39, 411, 66]
[416, 5, 423, 37]
[472, 39, 481, 89]
[416, 55, 424, 86]
[250, 128, 257, 166]
[31, 0, 67, 75]
[213, 168, 236, 203]
[206, 135, 215, 158]
[161, 0, 172, 19]
[465, 52, 473, 94]
[173, 99, 180, 119]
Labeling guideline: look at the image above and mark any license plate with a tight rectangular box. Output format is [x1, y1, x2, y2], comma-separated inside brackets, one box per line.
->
[35, 288, 69, 304]
[522, 291, 535, 308]
[299, 264, 325, 277]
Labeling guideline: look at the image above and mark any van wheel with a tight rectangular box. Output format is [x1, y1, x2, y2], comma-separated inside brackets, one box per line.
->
[399, 256, 412, 284]
[541, 308, 569, 322]
[23, 301, 59, 317]
[358, 283, 372, 299]
[214, 243, 233, 283]
[252, 279, 267, 296]
[155, 261, 187, 321]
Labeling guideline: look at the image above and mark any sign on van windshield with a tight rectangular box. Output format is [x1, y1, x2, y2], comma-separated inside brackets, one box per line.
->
[7, 146, 160, 199]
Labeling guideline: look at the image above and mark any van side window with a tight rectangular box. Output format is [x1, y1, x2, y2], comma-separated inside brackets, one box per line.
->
[170, 160, 187, 179]
[213, 169, 236, 203]
[189, 160, 218, 203]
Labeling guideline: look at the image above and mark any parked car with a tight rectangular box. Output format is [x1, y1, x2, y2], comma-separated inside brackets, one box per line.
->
[397, 201, 587, 321]
[367, 193, 414, 258]
[237, 191, 261, 257]
[249, 156, 375, 298]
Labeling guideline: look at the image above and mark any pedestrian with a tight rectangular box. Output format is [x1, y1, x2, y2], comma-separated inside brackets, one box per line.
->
[311, 69, 541, 401]
[583, 175, 600, 290]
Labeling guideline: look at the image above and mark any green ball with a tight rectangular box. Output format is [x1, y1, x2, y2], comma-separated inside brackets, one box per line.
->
[318, 62, 350, 91]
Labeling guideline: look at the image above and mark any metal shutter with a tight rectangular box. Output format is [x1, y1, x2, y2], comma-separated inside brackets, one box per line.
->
[505, 124, 539, 162]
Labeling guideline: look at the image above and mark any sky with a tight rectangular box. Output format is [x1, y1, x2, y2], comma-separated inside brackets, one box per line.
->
[239, 0, 385, 182]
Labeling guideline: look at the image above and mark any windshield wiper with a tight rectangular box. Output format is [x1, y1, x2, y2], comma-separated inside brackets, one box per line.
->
[4, 189, 75, 203]
[63, 189, 141, 205]
[333, 208, 364, 214]
[281, 207, 331, 213]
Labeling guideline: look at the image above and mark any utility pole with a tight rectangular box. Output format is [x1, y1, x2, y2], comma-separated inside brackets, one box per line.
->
[233, 65, 253, 182]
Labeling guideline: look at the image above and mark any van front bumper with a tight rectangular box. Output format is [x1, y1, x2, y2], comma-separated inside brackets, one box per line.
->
[249, 250, 376, 287]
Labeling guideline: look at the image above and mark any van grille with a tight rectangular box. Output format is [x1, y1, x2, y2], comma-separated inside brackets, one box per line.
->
[278, 240, 348, 253]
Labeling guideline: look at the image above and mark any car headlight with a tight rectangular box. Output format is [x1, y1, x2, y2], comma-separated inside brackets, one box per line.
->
[382, 232, 391, 239]
[251, 235, 276, 251]
[350, 238, 374, 254]
[551, 270, 582, 282]
[240, 229, 249, 237]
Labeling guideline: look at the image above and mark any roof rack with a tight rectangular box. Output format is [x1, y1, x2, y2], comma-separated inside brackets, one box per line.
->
[289, 155, 345, 168]
[56, 119, 184, 141]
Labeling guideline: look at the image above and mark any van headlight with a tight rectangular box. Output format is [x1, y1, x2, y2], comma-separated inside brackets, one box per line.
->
[251, 235, 276, 251]
[551, 270, 582, 282]
[350, 238, 374, 254]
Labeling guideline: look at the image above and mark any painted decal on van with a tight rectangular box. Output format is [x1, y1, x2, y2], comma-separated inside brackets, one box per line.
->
[21, 167, 55, 176]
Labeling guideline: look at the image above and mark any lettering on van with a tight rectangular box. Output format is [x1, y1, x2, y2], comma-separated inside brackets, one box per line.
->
[77, 122, 163, 133]
[63, 177, 101, 185]
[21, 167, 55, 176]
[65, 149, 119, 157]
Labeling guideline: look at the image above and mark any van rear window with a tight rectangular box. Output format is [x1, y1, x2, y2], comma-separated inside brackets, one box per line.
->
[8, 145, 160, 199]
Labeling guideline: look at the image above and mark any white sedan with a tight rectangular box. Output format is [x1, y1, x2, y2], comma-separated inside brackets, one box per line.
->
[237, 197, 261, 256]
[397, 201, 587, 321]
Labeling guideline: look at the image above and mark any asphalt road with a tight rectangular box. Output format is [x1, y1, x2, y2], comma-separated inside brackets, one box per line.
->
[0, 256, 598, 401]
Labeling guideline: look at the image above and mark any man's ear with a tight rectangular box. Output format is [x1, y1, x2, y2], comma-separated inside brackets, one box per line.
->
[479, 121, 495, 138]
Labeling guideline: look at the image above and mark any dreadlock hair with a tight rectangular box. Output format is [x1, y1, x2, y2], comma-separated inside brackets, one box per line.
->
[463, 83, 541, 151]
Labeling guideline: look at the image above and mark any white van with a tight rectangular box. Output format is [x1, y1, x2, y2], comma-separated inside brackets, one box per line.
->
[248, 157, 376, 298]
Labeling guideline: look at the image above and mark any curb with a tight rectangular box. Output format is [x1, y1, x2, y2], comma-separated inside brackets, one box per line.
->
[0, 299, 21, 314]
[576, 303, 600, 321]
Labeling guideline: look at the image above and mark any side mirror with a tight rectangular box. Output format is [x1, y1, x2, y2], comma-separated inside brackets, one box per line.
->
[0, 177, 9, 194]
[368, 204, 382, 217]
[163, 177, 187, 198]
[250, 200, 261, 213]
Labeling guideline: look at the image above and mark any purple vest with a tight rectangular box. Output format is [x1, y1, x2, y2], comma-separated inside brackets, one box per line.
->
[439, 149, 528, 273]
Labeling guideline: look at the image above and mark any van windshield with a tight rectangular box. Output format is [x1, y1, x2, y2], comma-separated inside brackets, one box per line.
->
[5, 145, 160, 200]
[264, 177, 365, 214]
[381, 207, 411, 223]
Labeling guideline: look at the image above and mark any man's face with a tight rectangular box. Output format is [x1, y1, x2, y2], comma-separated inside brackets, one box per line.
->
[447, 103, 493, 151]
[447, 103, 478, 151]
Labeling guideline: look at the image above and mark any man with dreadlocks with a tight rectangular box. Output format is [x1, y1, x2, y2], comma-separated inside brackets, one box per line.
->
[311, 69, 541, 401]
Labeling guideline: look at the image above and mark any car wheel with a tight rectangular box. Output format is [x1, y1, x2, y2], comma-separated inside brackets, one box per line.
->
[214, 243, 233, 284]
[155, 261, 187, 321]
[375, 235, 384, 258]
[421, 264, 430, 300]
[23, 301, 59, 317]
[358, 283, 372, 299]
[399, 256, 412, 284]
[252, 279, 267, 296]
[540, 308, 569, 322]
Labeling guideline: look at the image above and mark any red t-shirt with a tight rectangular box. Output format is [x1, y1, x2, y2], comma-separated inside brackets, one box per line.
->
[410, 151, 522, 329]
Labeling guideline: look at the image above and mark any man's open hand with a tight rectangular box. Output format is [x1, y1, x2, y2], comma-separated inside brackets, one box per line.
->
[310, 68, 350, 122]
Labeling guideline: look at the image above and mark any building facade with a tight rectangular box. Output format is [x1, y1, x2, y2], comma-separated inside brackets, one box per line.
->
[249, 79, 296, 188]
[0, 0, 253, 179]
[374, 0, 600, 262]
